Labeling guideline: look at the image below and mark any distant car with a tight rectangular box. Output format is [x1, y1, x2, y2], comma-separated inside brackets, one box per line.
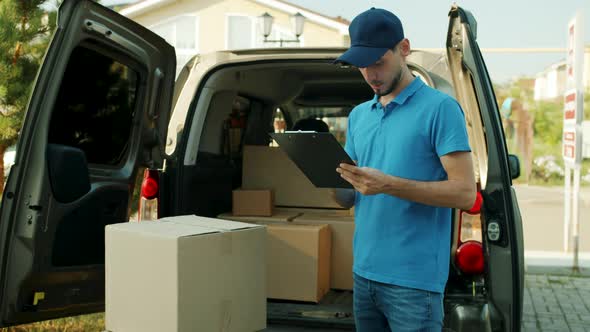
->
[2, 146, 15, 179]
[0, 0, 524, 331]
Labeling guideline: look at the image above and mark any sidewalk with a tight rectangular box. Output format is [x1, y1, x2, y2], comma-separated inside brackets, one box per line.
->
[523, 274, 590, 332]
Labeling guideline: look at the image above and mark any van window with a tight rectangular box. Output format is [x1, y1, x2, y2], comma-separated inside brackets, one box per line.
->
[48, 45, 139, 166]
[290, 107, 349, 146]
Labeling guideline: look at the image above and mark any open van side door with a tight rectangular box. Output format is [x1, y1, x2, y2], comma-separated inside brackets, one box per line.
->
[0, 0, 175, 326]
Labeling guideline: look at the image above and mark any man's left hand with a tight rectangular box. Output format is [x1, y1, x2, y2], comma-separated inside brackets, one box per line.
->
[337, 163, 392, 195]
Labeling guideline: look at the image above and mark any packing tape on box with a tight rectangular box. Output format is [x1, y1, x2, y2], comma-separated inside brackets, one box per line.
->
[284, 212, 303, 222]
[220, 299, 232, 331]
[220, 232, 233, 256]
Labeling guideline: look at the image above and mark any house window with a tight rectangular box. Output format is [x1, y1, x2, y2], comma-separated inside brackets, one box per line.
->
[150, 15, 199, 76]
[227, 15, 255, 50]
[226, 14, 303, 50]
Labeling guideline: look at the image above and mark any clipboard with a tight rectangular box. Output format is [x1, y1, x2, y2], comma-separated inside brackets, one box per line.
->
[269, 131, 354, 189]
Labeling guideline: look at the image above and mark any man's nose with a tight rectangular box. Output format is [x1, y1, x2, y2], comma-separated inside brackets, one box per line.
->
[367, 69, 380, 81]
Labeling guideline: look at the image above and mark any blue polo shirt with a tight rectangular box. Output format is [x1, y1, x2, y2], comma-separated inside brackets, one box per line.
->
[345, 77, 471, 293]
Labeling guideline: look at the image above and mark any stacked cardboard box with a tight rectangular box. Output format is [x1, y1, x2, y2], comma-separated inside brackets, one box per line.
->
[222, 209, 355, 292]
[218, 211, 334, 302]
[290, 209, 355, 291]
[232, 189, 274, 216]
[264, 223, 331, 302]
[223, 144, 355, 303]
[105, 216, 267, 332]
[241, 145, 340, 208]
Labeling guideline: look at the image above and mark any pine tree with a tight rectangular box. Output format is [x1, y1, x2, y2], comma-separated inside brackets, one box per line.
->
[0, 0, 56, 193]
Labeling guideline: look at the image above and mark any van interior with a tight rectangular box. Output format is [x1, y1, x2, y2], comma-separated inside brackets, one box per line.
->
[162, 52, 489, 328]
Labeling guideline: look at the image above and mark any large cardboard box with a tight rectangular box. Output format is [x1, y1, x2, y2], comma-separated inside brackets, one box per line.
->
[242, 145, 341, 209]
[232, 189, 273, 216]
[292, 212, 354, 291]
[263, 223, 331, 302]
[105, 216, 267, 332]
[221, 209, 354, 291]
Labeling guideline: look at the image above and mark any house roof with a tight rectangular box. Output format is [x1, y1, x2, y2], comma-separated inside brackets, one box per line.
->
[119, 0, 350, 34]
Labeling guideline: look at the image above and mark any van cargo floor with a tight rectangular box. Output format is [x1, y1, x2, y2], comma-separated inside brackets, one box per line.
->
[267, 290, 355, 330]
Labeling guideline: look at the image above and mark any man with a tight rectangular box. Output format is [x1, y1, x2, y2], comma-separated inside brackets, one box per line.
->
[332, 8, 476, 332]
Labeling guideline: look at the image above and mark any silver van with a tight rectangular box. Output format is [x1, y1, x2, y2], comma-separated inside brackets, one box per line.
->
[0, 0, 524, 330]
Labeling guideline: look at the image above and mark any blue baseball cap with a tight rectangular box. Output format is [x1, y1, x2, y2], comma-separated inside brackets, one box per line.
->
[335, 8, 404, 68]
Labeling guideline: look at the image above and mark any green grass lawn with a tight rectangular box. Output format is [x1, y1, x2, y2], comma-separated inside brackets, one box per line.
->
[0, 313, 104, 332]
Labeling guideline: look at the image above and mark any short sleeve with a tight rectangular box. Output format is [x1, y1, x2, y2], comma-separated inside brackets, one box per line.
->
[344, 112, 357, 161]
[432, 98, 471, 157]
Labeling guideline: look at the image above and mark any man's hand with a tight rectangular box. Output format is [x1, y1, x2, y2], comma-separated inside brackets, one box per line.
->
[336, 163, 391, 196]
[335, 152, 476, 210]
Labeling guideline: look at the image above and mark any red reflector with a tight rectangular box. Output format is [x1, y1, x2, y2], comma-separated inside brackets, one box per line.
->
[456, 241, 484, 275]
[466, 191, 483, 215]
[141, 176, 159, 200]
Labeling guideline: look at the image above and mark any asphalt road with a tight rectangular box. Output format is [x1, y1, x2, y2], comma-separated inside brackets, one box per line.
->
[515, 185, 590, 252]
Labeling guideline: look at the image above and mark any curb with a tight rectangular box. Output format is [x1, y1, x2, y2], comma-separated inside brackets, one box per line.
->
[524, 250, 590, 277]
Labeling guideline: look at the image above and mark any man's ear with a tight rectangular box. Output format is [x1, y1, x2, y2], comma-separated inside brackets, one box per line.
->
[399, 39, 411, 57]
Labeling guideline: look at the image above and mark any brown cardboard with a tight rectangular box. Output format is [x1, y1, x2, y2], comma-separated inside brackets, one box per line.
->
[292, 212, 355, 290]
[221, 208, 354, 291]
[232, 189, 273, 216]
[105, 216, 267, 332]
[292, 208, 354, 222]
[242, 145, 343, 209]
[263, 223, 331, 302]
[218, 207, 302, 223]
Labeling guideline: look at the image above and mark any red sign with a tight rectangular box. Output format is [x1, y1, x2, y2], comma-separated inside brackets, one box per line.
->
[563, 128, 578, 163]
[564, 90, 578, 122]
[564, 144, 575, 159]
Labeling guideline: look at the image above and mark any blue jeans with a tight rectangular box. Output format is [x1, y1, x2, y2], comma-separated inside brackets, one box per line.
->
[353, 273, 444, 332]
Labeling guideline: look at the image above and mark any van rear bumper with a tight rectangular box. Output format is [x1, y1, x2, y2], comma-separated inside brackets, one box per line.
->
[446, 302, 494, 332]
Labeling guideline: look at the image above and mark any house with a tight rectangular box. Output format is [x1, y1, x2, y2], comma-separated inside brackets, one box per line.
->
[534, 46, 590, 101]
[118, 0, 351, 76]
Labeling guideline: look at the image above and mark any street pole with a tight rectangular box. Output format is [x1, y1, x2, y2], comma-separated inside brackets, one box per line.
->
[564, 166, 572, 252]
[563, 10, 584, 272]
[572, 165, 581, 271]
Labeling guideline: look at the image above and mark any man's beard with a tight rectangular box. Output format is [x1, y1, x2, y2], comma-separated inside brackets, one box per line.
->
[376, 67, 404, 97]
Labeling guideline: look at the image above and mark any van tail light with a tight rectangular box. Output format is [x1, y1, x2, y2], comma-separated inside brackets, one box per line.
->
[455, 191, 485, 275]
[138, 169, 160, 221]
[466, 191, 483, 215]
[456, 241, 485, 275]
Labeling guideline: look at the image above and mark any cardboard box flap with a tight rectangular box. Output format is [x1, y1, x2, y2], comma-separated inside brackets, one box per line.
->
[159, 215, 264, 231]
[106, 221, 219, 239]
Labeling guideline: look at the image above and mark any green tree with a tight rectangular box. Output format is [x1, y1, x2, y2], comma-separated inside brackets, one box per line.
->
[0, 0, 56, 192]
[532, 100, 563, 147]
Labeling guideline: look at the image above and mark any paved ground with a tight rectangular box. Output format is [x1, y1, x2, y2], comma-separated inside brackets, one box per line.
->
[523, 273, 590, 332]
[265, 273, 590, 331]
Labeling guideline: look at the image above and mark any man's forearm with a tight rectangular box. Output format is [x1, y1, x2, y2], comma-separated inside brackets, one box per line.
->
[384, 175, 475, 211]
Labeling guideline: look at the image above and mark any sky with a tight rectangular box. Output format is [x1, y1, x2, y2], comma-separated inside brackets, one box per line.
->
[286, 0, 590, 83]
[102, 0, 590, 83]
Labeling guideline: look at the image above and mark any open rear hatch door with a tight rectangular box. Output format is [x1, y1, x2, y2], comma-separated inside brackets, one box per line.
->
[446, 5, 524, 331]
